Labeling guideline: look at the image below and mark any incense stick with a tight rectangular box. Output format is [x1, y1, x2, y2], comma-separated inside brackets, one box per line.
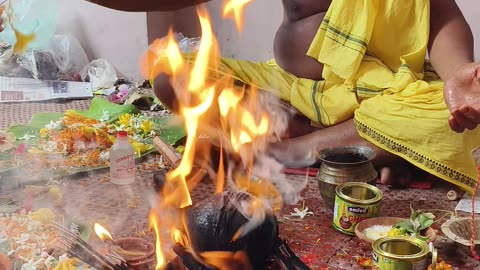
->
[49, 223, 128, 270]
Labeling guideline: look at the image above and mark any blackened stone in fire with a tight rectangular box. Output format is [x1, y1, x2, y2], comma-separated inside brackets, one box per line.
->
[185, 191, 279, 269]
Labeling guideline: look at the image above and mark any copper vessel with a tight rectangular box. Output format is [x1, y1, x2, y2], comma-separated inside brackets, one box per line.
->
[316, 146, 378, 210]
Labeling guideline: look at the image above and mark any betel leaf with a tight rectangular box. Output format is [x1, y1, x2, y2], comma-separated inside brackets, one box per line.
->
[393, 220, 415, 234]
[75, 97, 140, 122]
[418, 213, 435, 230]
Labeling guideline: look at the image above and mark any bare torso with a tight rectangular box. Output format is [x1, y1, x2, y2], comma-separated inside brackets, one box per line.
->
[274, 0, 331, 80]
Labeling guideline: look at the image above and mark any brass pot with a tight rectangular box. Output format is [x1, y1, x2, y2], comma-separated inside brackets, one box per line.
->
[316, 146, 378, 210]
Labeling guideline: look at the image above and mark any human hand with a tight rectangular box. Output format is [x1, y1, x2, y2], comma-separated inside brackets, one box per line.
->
[444, 62, 480, 133]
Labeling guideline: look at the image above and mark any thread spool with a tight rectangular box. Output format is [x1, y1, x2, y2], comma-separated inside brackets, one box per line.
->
[447, 190, 459, 201]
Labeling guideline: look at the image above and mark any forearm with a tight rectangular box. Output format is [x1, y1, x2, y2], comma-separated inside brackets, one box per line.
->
[86, 0, 211, 12]
[428, 0, 474, 80]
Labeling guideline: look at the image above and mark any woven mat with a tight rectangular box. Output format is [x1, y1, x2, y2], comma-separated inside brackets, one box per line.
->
[0, 100, 91, 130]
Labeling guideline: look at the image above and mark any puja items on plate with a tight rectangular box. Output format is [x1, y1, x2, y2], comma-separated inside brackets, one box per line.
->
[0, 107, 158, 178]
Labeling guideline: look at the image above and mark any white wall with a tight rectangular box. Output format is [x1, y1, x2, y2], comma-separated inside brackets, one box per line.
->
[458, 0, 480, 60]
[157, 0, 283, 61]
[55, 0, 477, 80]
[56, 0, 149, 80]
[201, 0, 282, 61]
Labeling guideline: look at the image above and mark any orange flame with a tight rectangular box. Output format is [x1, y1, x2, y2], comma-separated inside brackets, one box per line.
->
[189, 10, 216, 92]
[94, 223, 113, 241]
[201, 251, 253, 270]
[140, 29, 184, 81]
[141, 3, 284, 268]
[149, 211, 165, 269]
[223, 0, 253, 32]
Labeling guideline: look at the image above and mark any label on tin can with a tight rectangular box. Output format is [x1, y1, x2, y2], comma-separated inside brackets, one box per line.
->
[333, 195, 380, 235]
[372, 251, 427, 270]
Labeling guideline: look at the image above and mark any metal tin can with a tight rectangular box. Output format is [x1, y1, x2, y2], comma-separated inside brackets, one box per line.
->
[372, 236, 434, 270]
[333, 182, 383, 235]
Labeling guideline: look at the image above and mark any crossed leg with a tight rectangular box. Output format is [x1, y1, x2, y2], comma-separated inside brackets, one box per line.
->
[153, 74, 423, 187]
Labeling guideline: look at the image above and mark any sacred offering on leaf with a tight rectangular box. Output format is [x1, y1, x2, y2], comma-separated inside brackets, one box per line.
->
[0, 98, 185, 179]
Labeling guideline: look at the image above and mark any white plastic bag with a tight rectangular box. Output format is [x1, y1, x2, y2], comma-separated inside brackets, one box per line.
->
[51, 35, 89, 80]
[0, 0, 59, 51]
[80, 59, 118, 89]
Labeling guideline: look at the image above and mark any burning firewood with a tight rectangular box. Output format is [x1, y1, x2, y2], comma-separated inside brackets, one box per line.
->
[160, 191, 311, 270]
[153, 136, 216, 198]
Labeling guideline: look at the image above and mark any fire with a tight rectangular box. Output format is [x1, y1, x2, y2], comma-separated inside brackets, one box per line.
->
[223, 0, 253, 32]
[189, 10, 217, 92]
[140, 2, 287, 268]
[149, 211, 166, 269]
[94, 223, 113, 241]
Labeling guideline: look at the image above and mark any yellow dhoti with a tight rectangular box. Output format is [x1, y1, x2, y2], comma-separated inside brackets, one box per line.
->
[180, 0, 480, 192]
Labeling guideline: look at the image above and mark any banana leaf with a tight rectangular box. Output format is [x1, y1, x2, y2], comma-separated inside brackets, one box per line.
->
[0, 97, 186, 178]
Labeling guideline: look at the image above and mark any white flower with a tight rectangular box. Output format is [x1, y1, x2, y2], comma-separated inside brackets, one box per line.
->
[41, 251, 56, 268]
[45, 120, 61, 130]
[14, 233, 31, 245]
[58, 254, 69, 263]
[100, 110, 110, 122]
[99, 150, 110, 161]
[115, 124, 126, 131]
[132, 133, 141, 141]
[93, 122, 107, 129]
[283, 201, 314, 220]
[21, 258, 43, 270]
[44, 141, 58, 153]
[18, 134, 36, 141]
[0, 232, 7, 243]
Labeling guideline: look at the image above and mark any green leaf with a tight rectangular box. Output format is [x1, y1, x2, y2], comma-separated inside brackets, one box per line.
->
[28, 112, 64, 130]
[423, 212, 436, 220]
[418, 214, 434, 230]
[152, 117, 185, 145]
[410, 210, 421, 223]
[7, 125, 38, 140]
[75, 97, 140, 122]
[393, 220, 415, 234]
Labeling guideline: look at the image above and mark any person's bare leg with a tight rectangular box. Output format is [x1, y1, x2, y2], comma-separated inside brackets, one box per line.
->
[267, 119, 416, 186]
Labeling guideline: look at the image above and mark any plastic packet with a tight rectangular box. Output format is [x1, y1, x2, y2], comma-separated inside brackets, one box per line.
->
[50, 35, 89, 80]
[0, 0, 59, 52]
[80, 59, 118, 89]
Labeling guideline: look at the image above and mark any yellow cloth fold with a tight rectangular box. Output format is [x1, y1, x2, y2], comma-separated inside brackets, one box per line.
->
[308, 0, 429, 83]
[309, 0, 480, 192]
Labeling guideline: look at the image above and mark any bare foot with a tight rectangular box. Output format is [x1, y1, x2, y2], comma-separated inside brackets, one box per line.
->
[379, 166, 413, 188]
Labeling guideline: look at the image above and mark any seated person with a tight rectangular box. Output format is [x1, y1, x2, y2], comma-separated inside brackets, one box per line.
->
[86, 0, 480, 192]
